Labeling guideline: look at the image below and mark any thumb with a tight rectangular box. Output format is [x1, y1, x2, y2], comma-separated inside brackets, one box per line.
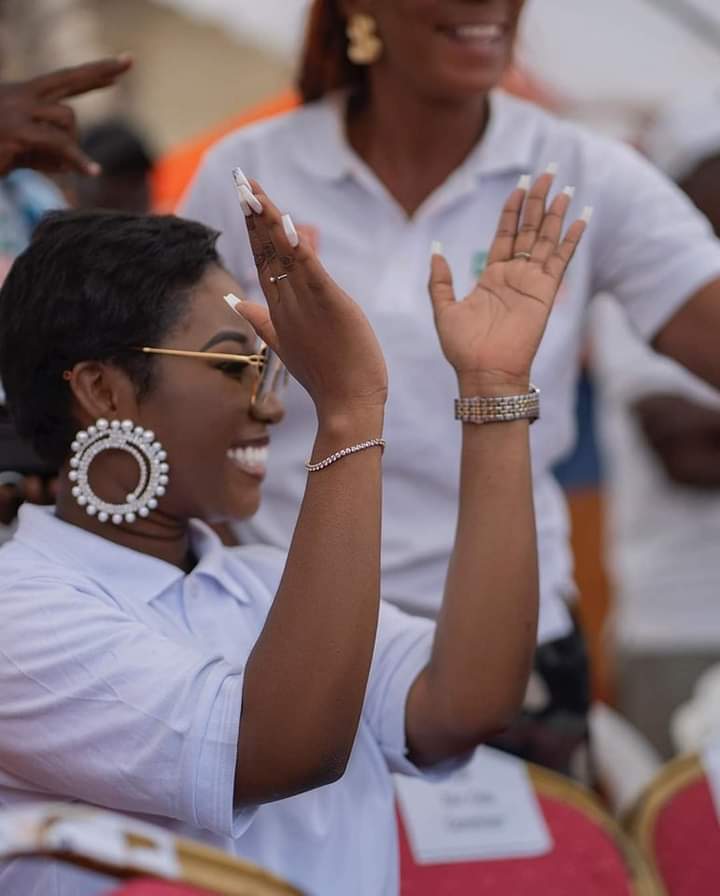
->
[225, 295, 280, 353]
[428, 246, 456, 319]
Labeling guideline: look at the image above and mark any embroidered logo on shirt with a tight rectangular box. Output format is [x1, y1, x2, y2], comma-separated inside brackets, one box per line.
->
[471, 250, 489, 278]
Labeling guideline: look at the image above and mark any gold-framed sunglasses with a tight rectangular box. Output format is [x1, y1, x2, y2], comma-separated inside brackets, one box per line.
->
[138, 343, 288, 408]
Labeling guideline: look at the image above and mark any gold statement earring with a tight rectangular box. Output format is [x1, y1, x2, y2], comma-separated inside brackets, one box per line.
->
[346, 13, 383, 65]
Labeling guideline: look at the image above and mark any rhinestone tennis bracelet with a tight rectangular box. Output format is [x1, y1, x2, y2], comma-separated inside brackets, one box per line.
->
[305, 438, 386, 472]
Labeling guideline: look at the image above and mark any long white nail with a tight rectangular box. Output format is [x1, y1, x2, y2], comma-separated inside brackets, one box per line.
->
[545, 162, 559, 175]
[240, 184, 263, 215]
[224, 293, 243, 314]
[581, 206, 594, 222]
[431, 240, 444, 257]
[517, 174, 531, 191]
[232, 168, 252, 216]
[562, 185, 576, 198]
[232, 167, 251, 190]
[282, 214, 299, 248]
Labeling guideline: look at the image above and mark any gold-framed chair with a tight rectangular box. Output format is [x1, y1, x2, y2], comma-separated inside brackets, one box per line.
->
[627, 752, 720, 896]
[0, 802, 303, 896]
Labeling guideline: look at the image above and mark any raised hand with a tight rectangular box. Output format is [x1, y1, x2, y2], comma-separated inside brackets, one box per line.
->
[230, 177, 388, 422]
[0, 56, 132, 177]
[429, 173, 589, 388]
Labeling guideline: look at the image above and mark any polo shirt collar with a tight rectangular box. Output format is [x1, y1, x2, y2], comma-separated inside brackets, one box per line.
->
[12, 504, 247, 604]
[295, 89, 538, 185]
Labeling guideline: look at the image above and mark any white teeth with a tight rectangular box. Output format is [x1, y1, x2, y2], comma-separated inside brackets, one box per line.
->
[226, 445, 268, 473]
[453, 24, 503, 40]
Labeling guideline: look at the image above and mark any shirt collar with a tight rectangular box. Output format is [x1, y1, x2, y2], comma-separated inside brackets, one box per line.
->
[12, 504, 249, 604]
[294, 89, 539, 185]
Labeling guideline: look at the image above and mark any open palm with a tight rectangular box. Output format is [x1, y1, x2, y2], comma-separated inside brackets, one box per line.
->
[430, 174, 588, 382]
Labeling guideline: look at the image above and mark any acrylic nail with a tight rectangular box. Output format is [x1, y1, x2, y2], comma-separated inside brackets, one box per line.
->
[581, 206, 594, 223]
[224, 293, 243, 314]
[240, 184, 263, 215]
[562, 185, 576, 198]
[517, 174, 531, 191]
[545, 162, 559, 175]
[232, 167, 251, 191]
[431, 241, 445, 257]
[232, 171, 251, 216]
[282, 214, 300, 248]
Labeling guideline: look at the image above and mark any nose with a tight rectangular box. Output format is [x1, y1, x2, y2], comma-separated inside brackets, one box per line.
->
[250, 392, 285, 425]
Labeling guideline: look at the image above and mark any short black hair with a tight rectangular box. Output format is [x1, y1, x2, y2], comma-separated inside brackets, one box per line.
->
[80, 119, 154, 176]
[0, 210, 220, 465]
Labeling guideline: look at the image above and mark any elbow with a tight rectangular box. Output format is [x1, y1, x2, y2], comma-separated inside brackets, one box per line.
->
[304, 747, 352, 790]
[435, 685, 528, 751]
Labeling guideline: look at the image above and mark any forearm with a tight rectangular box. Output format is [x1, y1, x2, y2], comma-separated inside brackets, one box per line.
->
[634, 394, 720, 488]
[408, 383, 538, 764]
[654, 279, 720, 390]
[236, 409, 384, 803]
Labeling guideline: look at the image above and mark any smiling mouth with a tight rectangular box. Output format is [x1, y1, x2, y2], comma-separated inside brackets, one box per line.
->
[438, 23, 506, 45]
[227, 445, 268, 477]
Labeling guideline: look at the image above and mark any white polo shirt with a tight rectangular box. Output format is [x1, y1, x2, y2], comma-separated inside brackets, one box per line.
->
[0, 505, 441, 896]
[182, 90, 720, 643]
[592, 295, 720, 650]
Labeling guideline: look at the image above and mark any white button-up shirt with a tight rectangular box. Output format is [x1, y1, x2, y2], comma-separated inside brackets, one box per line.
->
[182, 90, 720, 643]
[0, 505, 440, 896]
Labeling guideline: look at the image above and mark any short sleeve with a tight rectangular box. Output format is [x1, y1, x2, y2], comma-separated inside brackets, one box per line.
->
[0, 576, 253, 838]
[591, 140, 720, 340]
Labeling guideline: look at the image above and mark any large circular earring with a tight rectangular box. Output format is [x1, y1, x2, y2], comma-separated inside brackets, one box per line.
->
[346, 13, 383, 66]
[68, 418, 169, 525]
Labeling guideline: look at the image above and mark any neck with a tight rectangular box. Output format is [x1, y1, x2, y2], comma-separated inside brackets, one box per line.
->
[347, 75, 490, 216]
[55, 483, 193, 572]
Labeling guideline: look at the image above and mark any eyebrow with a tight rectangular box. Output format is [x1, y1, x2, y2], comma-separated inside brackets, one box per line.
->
[199, 330, 250, 352]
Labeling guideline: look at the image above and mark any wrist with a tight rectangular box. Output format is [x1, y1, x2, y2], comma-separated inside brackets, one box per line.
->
[316, 407, 385, 444]
[456, 370, 531, 397]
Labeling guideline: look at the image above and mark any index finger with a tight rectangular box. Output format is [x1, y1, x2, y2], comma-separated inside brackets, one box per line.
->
[30, 55, 132, 101]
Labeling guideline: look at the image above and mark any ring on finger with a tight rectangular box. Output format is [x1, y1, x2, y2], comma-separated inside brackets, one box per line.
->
[513, 252, 533, 261]
[269, 273, 289, 284]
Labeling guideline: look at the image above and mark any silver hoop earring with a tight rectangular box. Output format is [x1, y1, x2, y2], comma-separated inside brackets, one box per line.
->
[68, 418, 169, 525]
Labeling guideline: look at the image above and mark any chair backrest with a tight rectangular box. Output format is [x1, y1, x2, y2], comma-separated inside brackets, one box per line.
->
[628, 753, 720, 896]
[399, 764, 658, 895]
[108, 883, 216, 895]
[0, 803, 302, 896]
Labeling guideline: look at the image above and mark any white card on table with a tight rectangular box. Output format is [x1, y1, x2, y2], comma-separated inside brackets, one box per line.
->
[395, 746, 552, 864]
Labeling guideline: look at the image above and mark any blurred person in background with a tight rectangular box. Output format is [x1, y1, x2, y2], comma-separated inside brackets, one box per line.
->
[0, 55, 131, 537]
[592, 92, 720, 758]
[183, 0, 720, 779]
[69, 119, 155, 213]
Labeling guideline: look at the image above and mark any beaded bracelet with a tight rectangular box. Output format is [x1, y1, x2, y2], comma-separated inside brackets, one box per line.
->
[305, 438, 386, 472]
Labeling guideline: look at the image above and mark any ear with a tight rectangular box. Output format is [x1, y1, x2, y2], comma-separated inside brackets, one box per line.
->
[65, 361, 140, 427]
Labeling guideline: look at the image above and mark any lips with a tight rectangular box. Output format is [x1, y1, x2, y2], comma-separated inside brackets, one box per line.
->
[438, 22, 506, 44]
[227, 444, 269, 477]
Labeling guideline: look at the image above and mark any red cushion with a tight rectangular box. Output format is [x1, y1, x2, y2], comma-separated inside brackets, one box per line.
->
[399, 794, 635, 895]
[107, 882, 215, 895]
[652, 776, 720, 895]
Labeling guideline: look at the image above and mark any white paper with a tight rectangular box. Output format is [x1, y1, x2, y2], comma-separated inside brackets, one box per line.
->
[395, 747, 552, 864]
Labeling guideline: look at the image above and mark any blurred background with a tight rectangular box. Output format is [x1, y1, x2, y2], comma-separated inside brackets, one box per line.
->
[2, 0, 719, 149]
